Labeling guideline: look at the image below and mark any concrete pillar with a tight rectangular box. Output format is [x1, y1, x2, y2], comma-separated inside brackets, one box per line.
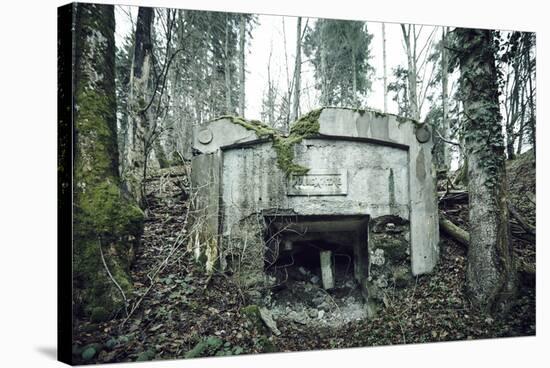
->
[320, 250, 335, 290]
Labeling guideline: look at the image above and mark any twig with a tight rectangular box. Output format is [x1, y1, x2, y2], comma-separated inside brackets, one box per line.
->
[313, 284, 341, 315]
[121, 234, 188, 328]
[203, 274, 213, 290]
[120, 191, 194, 328]
[98, 237, 129, 318]
[435, 129, 462, 147]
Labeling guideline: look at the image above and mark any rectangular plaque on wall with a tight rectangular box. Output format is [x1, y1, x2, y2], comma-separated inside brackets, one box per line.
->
[287, 169, 348, 196]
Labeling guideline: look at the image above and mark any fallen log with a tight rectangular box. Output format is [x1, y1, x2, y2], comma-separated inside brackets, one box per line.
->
[508, 202, 536, 235]
[439, 217, 470, 247]
[439, 190, 536, 239]
[440, 215, 535, 245]
[438, 189, 468, 204]
[439, 216, 535, 287]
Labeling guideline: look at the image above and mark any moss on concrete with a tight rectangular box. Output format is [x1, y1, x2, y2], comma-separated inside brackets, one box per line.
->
[217, 115, 276, 139]
[221, 108, 322, 176]
[194, 234, 218, 274]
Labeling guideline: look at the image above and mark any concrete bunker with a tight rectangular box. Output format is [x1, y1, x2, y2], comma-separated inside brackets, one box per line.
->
[188, 107, 439, 319]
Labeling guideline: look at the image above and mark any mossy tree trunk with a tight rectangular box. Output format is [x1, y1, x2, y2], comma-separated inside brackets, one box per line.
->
[455, 28, 516, 314]
[123, 7, 154, 206]
[73, 3, 144, 321]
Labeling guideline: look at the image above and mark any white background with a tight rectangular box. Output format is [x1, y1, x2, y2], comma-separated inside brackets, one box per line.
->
[0, 0, 547, 367]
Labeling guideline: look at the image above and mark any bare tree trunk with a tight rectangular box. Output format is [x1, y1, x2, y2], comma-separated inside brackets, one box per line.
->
[281, 17, 292, 126]
[239, 15, 246, 116]
[517, 82, 526, 155]
[524, 34, 536, 157]
[527, 66, 535, 156]
[267, 49, 275, 125]
[351, 41, 357, 107]
[124, 7, 154, 206]
[455, 28, 516, 314]
[382, 23, 388, 113]
[320, 20, 329, 106]
[224, 16, 232, 114]
[401, 24, 420, 120]
[441, 27, 450, 169]
[506, 45, 521, 160]
[292, 17, 302, 121]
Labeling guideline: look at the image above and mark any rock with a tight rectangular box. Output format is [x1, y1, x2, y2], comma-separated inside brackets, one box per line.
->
[298, 267, 308, 275]
[288, 310, 308, 325]
[81, 347, 96, 361]
[105, 338, 118, 350]
[371, 248, 385, 266]
[344, 279, 355, 288]
[310, 275, 320, 284]
[308, 308, 318, 318]
[81, 343, 102, 361]
[241, 305, 264, 330]
[393, 266, 413, 288]
[312, 295, 326, 305]
[259, 307, 281, 336]
[318, 310, 325, 319]
[318, 301, 331, 311]
[375, 275, 388, 288]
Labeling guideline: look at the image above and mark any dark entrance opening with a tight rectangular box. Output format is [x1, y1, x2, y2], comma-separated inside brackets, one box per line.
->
[264, 215, 369, 290]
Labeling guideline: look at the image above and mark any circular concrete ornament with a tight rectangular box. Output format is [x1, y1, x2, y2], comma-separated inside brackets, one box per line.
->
[415, 125, 431, 143]
[197, 128, 213, 144]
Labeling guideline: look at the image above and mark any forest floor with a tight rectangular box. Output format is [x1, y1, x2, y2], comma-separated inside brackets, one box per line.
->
[72, 150, 536, 364]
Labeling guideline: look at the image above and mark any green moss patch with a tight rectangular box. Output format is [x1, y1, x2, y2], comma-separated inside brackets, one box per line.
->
[184, 336, 225, 359]
[217, 115, 276, 139]
[241, 304, 264, 330]
[74, 157, 144, 320]
[220, 108, 323, 176]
